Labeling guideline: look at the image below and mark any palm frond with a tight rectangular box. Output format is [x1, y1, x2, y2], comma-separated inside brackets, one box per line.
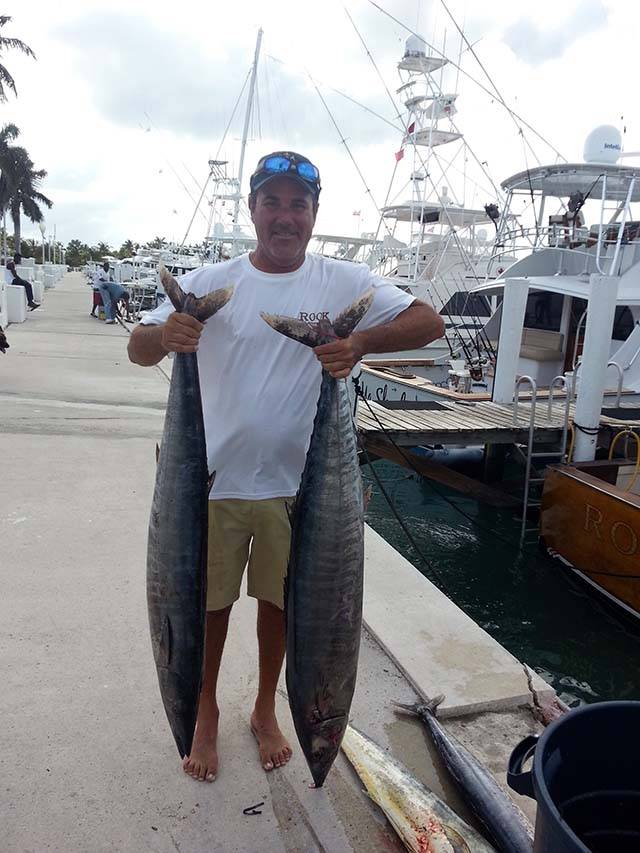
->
[0, 63, 17, 100]
[0, 37, 36, 59]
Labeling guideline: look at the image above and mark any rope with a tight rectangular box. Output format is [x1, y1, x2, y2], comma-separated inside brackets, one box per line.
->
[354, 377, 532, 555]
[608, 429, 640, 493]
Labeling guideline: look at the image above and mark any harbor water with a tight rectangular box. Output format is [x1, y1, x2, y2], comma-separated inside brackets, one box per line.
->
[363, 460, 640, 707]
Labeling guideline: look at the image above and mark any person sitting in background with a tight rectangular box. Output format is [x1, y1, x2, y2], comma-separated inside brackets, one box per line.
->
[6, 261, 40, 310]
[93, 262, 130, 324]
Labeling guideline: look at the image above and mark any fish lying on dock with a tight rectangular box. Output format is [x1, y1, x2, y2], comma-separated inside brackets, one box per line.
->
[395, 697, 533, 853]
[146, 266, 233, 758]
[0, 325, 9, 353]
[261, 290, 373, 788]
[342, 725, 497, 852]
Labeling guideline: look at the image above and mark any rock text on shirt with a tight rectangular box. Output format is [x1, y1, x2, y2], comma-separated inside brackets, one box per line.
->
[298, 311, 330, 322]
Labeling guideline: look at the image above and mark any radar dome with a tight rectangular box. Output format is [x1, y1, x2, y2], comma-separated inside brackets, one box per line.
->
[404, 34, 427, 58]
[583, 125, 622, 164]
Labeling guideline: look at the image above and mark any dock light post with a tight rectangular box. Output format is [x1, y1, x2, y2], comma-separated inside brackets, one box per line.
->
[38, 221, 46, 264]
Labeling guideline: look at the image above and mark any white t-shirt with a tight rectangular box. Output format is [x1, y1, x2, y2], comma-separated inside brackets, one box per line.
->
[141, 252, 414, 500]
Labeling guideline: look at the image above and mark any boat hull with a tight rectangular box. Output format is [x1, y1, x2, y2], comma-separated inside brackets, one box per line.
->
[540, 466, 640, 619]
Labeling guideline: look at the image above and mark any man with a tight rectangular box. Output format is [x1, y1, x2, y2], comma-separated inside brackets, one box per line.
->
[6, 261, 40, 310]
[128, 151, 444, 783]
[93, 261, 129, 324]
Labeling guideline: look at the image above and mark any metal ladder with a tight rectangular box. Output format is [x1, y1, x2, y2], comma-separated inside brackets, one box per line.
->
[513, 375, 572, 545]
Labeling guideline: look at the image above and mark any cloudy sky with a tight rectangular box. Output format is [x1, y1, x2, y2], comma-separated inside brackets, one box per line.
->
[6, 0, 637, 251]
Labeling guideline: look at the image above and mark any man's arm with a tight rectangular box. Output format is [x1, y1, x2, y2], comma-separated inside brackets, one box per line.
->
[128, 313, 204, 367]
[314, 299, 444, 379]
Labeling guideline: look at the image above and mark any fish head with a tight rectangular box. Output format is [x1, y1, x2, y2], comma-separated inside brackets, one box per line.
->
[303, 710, 348, 787]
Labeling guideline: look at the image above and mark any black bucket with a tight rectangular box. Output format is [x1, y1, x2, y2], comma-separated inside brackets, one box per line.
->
[507, 701, 640, 852]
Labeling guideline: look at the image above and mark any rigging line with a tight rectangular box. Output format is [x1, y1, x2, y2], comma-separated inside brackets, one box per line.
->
[355, 386, 529, 554]
[178, 67, 253, 251]
[447, 119, 504, 201]
[254, 65, 262, 140]
[366, 0, 566, 163]
[307, 72, 395, 240]
[453, 13, 465, 95]
[370, 158, 401, 252]
[344, 3, 493, 304]
[437, 0, 547, 169]
[355, 417, 455, 597]
[143, 111, 203, 196]
[344, 7, 498, 360]
[520, 129, 540, 244]
[138, 120, 209, 222]
[265, 53, 403, 134]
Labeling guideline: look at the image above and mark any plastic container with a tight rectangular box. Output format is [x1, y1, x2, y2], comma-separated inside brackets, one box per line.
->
[508, 701, 640, 852]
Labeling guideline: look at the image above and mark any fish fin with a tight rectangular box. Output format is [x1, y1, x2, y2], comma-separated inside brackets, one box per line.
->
[260, 312, 325, 347]
[442, 824, 471, 853]
[155, 442, 160, 464]
[393, 693, 445, 717]
[332, 288, 375, 338]
[207, 470, 216, 495]
[426, 694, 446, 716]
[363, 484, 373, 511]
[159, 264, 234, 320]
[158, 614, 172, 667]
[284, 496, 297, 526]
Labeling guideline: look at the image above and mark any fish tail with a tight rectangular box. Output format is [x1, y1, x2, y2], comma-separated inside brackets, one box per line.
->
[159, 265, 234, 321]
[332, 288, 375, 338]
[260, 288, 375, 347]
[393, 693, 446, 717]
[260, 312, 325, 347]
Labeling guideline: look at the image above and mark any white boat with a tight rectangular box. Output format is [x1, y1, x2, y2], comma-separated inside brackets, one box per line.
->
[363, 34, 516, 366]
[361, 126, 640, 411]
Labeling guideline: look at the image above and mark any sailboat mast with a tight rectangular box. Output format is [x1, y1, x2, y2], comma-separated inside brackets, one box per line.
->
[232, 27, 263, 246]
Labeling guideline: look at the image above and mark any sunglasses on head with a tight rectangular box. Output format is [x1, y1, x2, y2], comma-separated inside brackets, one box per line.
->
[258, 154, 320, 184]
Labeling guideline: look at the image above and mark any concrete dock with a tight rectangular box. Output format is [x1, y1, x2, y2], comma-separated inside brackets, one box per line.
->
[1, 273, 548, 852]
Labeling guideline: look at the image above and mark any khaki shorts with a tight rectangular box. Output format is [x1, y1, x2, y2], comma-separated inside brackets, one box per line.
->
[206, 498, 293, 612]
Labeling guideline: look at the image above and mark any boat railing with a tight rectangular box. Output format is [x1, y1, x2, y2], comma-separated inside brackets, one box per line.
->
[607, 360, 624, 407]
[513, 375, 538, 545]
[596, 176, 636, 275]
[548, 375, 571, 461]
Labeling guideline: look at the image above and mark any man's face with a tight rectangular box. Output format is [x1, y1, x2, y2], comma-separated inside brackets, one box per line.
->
[250, 177, 317, 272]
[103, 263, 109, 271]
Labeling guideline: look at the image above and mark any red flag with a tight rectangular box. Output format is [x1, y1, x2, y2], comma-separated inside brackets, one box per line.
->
[407, 121, 416, 134]
[394, 148, 405, 162]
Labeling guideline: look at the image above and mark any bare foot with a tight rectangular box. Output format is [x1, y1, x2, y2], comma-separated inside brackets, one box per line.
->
[250, 710, 292, 771]
[183, 703, 219, 782]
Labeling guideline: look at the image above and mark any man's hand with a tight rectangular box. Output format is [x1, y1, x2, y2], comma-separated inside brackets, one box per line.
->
[161, 312, 204, 354]
[313, 332, 365, 379]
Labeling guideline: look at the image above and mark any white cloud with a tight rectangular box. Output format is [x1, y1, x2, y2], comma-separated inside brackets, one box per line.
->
[5, 0, 635, 250]
[503, 0, 608, 64]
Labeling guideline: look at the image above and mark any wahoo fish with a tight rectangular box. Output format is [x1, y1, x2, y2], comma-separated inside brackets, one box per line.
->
[146, 266, 233, 758]
[342, 725, 496, 852]
[395, 697, 533, 852]
[261, 289, 373, 787]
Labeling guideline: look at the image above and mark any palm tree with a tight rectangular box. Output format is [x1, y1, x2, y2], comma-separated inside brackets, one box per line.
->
[0, 16, 36, 101]
[0, 123, 21, 260]
[118, 239, 138, 259]
[8, 147, 52, 247]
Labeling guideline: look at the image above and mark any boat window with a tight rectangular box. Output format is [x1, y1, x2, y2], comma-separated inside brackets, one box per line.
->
[524, 292, 563, 331]
[440, 291, 491, 317]
[612, 306, 635, 340]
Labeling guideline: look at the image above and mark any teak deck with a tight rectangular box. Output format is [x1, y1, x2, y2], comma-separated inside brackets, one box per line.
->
[356, 399, 640, 447]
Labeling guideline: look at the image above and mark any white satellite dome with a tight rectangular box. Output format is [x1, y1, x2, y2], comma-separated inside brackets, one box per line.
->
[583, 125, 622, 164]
[404, 34, 427, 58]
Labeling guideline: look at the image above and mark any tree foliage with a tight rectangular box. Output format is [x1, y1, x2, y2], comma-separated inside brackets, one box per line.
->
[0, 16, 36, 101]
